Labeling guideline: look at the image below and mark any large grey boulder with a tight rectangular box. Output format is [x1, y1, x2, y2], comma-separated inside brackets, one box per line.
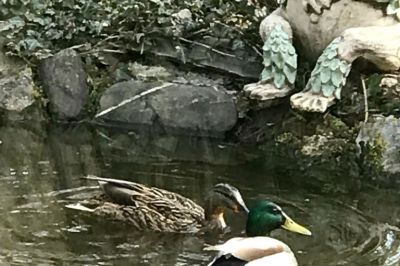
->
[0, 51, 35, 112]
[356, 116, 400, 175]
[39, 48, 88, 120]
[97, 80, 237, 135]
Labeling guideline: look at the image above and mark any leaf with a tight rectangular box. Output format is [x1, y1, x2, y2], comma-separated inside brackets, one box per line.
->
[288, 45, 295, 55]
[366, 74, 383, 98]
[320, 67, 331, 83]
[326, 49, 337, 60]
[322, 83, 335, 97]
[274, 71, 285, 89]
[262, 41, 271, 52]
[331, 69, 344, 87]
[260, 68, 273, 81]
[263, 54, 272, 67]
[286, 53, 297, 68]
[339, 61, 349, 74]
[271, 52, 284, 68]
[283, 64, 296, 84]
[329, 58, 340, 70]
[311, 76, 321, 93]
[20, 37, 43, 50]
[0, 16, 25, 32]
[271, 43, 279, 53]
[271, 36, 282, 46]
[334, 87, 342, 100]
[322, 58, 331, 67]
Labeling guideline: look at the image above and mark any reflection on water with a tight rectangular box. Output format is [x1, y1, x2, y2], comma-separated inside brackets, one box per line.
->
[0, 122, 399, 265]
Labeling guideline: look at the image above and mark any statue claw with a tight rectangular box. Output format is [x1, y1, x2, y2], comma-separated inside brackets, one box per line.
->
[244, 81, 292, 101]
[290, 91, 335, 112]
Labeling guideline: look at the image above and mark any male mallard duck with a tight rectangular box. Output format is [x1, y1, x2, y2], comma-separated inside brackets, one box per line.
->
[205, 200, 311, 265]
[66, 175, 249, 233]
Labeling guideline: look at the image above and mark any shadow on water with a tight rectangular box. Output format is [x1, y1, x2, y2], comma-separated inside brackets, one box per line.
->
[0, 121, 399, 265]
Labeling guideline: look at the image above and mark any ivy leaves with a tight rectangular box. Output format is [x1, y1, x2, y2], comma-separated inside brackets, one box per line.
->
[0, 0, 112, 60]
[0, 0, 271, 64]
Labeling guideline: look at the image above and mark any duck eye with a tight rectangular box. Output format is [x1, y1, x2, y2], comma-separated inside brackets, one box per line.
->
[271, 207, 280, 214]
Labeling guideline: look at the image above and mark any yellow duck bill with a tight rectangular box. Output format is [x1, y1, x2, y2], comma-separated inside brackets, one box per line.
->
[281, 212, 312, 236]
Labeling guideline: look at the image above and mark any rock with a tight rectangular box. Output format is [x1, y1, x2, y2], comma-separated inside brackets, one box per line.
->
[148, 83, 237, 134]
[39, 48, 88, 120]
[97, 80, 237, 135]
[172, 8, 193, 23]
[0, 51, 35, 112]
[133, 36, 262, 79]
[128, 63, 172, 81]
[301, 135, 330, 157]
[97, 80, 156, 125]
[367, 73, 400, 116]
[356, 115, 400, 174]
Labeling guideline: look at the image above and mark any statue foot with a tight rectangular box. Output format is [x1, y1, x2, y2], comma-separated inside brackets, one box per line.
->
[244, 20, 296, 108]
[244, 81, 292, 101]
[290, 37, 351, 113]
[290, 91, 335, 112]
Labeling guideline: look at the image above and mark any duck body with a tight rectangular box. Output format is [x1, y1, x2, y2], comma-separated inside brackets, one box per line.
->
[66, 175, 248, 233]
[206, 237, 297, 266]
[206, 200, 311, 266]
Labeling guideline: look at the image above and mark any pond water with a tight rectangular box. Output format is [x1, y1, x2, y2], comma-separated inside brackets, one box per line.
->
[0, 121, 399, 265]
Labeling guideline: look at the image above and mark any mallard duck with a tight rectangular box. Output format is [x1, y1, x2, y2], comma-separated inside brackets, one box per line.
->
[66, 175, 249, 233]
[205, 200, 312, 265]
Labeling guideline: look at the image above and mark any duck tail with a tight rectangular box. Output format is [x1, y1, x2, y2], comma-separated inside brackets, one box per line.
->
[203, 244, 221, 251]
[65, 203, 95, 212]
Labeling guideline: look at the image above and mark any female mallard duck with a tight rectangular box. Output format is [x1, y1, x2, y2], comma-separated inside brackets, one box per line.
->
[66, 175, 249, 233]
[205, 200, 312, 265]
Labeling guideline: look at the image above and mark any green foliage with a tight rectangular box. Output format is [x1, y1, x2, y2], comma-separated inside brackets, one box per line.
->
[366, 74, 383, 99]
[361, 134, 386, 175]
[366, 74, 400, 116]
[1, 0, 109, 59]
[275, 132, 299, 145]
[0, 0, 277, 63]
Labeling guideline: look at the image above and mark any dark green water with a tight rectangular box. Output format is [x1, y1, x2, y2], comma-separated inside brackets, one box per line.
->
[0, 122, 399, 265]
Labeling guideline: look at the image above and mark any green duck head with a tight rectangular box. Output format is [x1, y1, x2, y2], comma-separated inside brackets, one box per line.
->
[246, 200, 312, 237]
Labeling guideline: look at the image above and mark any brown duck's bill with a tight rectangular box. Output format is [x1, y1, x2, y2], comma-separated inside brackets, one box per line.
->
[281, 212, 312, 236]
[232, 202, 250, 214]
[232, 191, 250, 214]
[239, 202, 250, 214]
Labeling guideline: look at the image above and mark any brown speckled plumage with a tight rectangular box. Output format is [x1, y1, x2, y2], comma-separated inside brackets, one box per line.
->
[69, 175, 248, 233]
